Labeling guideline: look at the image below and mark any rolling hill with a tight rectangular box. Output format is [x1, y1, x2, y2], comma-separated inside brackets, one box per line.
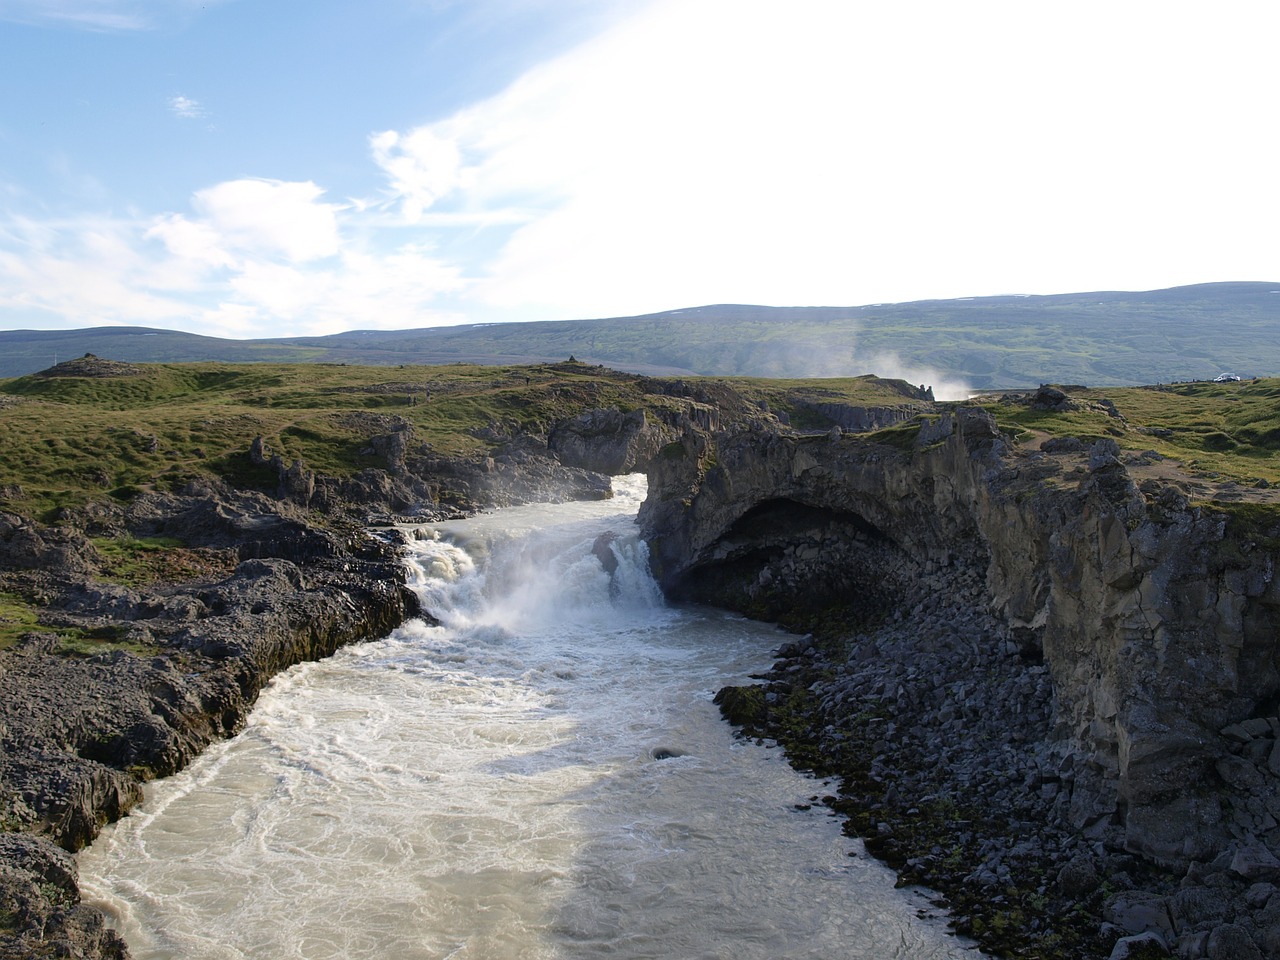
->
[2, 281, 1277, 390]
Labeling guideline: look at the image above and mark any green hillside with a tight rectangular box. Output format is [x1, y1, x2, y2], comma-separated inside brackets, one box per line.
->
[3, 282, 1277, 388]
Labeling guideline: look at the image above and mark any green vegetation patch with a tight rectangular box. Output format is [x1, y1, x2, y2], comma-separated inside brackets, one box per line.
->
[9, 357, 1275, 525]
[0, 362, 542, 513]
[55, 624, 159, 658]
[867, 422, 923, 453]
[0, 359, 933, 516]
[91, 535, 236, 588]
[0, 590, 43, 650]
[977, 378, 1280, 490]
[0, 589, 160, 656]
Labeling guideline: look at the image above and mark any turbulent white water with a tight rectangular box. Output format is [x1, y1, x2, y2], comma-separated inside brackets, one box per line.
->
[78, 476, 972, 960]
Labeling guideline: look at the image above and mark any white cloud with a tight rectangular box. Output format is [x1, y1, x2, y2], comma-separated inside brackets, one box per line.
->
[144, 179, 345, 275]
[198, 301, 261, 337]
[168, 95, 204, 119]
[373, 0, 1280, 319]
[192, 246, 467, 336]
[4, 0, 1279, 343]
[370, 129, 468, 224]
[0, 179, 467, 337]
[145, 213, 235, 270]
[0, 218, 204, 324]
[191, 179, 341, 263]
[203, 247, 468, 337]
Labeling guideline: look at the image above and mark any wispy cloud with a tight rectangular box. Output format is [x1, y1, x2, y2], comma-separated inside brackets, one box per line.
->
[168, 95, 204, 119]
[0, 0, 215, 31]
[0, 216, 208, 324]
[370, 129, 467, 224]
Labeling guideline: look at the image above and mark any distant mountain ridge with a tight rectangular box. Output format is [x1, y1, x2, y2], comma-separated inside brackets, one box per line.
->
[3, 281, 1278, 389]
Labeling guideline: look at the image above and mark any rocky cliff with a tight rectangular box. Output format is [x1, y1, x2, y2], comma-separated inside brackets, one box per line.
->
[640, 408, 1280, 958]
[0, 362, 932, 958]
[0, 484, 420, 959]
[0, 449, 643, 958]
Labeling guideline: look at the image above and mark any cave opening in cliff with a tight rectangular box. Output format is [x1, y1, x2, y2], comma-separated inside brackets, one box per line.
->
[675, 498, 911, 631]
[726, 498, 887, 545]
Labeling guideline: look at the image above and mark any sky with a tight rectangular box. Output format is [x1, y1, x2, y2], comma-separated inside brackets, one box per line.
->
[1, 0, 1278, 340]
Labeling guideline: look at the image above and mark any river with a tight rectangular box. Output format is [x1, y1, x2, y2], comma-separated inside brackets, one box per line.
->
[77, 476, 973, 959]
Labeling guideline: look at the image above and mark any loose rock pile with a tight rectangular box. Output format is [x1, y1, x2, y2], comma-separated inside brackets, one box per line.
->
[34, 355, 142, 379]
[720, 550, 1280, 959]
[1219, 720, 1280, 845]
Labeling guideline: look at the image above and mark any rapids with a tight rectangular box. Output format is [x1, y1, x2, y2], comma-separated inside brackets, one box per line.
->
[77, 476, 972, 959]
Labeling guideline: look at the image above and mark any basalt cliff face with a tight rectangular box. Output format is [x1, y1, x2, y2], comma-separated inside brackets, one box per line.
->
[640, 410, 1280, 957]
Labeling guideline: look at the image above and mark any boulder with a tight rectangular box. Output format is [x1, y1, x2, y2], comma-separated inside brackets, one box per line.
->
[1106, 891, 1176, 941]
[1231, 842, 1280, 882]
[1056, 854, 1100, 898]
[1110, 931, 1169, 959]
[1206, 923, 1262, 960]
[1032, 384, 1078, 412]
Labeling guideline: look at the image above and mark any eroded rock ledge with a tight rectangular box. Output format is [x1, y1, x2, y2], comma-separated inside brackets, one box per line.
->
[639, 409, 1280, 959]
[0, 487, 420, 959]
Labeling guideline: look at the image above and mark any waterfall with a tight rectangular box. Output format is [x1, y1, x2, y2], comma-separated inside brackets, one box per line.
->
[77, 476, 968, 959]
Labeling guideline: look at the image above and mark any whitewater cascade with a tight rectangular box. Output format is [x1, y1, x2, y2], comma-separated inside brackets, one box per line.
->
[78, 476, 968, 959]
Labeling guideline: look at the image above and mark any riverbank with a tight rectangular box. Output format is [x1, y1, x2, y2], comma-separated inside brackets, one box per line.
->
[0, 483, 424, 959]
[642, 404, 1280, 960]
[7, 360, 1280, 957]
[0, 359, 822, 957]
[714, 552, 1271, 959]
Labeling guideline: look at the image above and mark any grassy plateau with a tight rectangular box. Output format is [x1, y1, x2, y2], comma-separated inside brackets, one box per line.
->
[0, 359, 924, 520]
[976, 379, 1280, 491]
[2, 357, 1278, 659]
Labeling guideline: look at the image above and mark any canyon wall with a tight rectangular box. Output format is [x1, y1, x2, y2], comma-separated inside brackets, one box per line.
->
[639, 409, 1280, 872]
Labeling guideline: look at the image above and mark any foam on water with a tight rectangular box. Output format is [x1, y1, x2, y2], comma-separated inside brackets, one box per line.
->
[77, 476, 971, 959]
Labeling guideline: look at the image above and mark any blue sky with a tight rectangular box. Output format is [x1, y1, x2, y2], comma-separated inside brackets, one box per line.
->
[1, 0, 1278, 339]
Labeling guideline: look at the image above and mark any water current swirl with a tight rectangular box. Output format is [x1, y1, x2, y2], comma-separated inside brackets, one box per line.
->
[77, 476, 971, 959]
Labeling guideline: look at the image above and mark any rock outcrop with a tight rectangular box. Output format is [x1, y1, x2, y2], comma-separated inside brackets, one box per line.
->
[0, 487, 418, 959]
[548, 407, 671, 474]
[790, 400, 923, 432]
[0, 397, 678, 958]
[640, 408, 1280, 958]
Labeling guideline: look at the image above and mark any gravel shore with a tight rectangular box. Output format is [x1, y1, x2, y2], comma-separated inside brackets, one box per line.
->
[718, 551, 1280, 959]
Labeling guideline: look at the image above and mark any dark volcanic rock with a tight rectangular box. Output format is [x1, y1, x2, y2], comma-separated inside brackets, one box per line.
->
[1031, 383, 1079, 411]
[548, 407, 671, 474]
[792, 399, 924, 432]
[0, 512, 100, 578]
[0, 490, 419, 957]
[640, 406, 1280, 959]
[0, 833, 129, 959]
[125, 485, 344, 563]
